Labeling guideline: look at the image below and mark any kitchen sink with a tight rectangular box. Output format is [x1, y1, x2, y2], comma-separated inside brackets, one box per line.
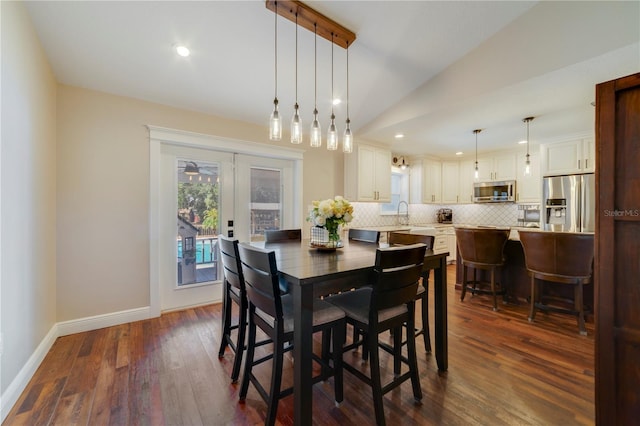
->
[408, 227, 437, 236]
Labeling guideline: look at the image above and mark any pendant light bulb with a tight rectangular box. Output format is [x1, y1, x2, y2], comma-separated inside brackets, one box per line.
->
[327, 33, 338, 151]
[310, 23, 321, 147]
[523, 117, 534, 176]
[343, 41, 353, 153]
[290, 12, 302, 144]
[473, 129, 481, 180]
[269, 2, 281, 141]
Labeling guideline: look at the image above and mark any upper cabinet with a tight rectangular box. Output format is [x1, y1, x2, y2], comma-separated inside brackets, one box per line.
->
[422, 159, 442, 203]
[441, 161, 460, 204]
[476, 153, 517, 181]
[541, 137, 595, 176]
[515, 150, 541, 203]
[344, 144, 391, 202]
[458, 160, 476, 204]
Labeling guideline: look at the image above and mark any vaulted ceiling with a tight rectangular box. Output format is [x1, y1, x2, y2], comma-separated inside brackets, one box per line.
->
[25, 1, 639, 159]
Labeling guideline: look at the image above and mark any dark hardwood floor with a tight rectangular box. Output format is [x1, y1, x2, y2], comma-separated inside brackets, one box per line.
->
[3, 265, 594, 425]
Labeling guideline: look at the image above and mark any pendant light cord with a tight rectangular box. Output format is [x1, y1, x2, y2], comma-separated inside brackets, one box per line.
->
[314, 23, 317, 109]
[331, 32, 334, 116]
[274, 1, 278, 99]
[346, 41, 349, 118]
[294, 12, 298, 104]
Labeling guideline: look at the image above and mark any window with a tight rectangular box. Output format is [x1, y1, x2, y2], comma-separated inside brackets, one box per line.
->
[380, 170, 409, 215]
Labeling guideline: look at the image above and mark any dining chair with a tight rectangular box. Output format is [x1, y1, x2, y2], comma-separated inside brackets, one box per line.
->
[348, 228, 381, 244]
[217, 235, 247, 383]
[519, 230, 594, 335]
[264, 228, 302, 243]
[237, 243, 346, 426]
[388, 231, 435, 353]
[455, 226, 510, 311]
[326, 243, 427, 426]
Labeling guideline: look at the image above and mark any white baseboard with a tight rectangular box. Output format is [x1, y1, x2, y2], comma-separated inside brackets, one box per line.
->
[1, 306, 154, 422]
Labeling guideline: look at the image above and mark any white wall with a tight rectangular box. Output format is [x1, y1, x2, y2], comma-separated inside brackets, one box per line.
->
[1, 0, 57, 406]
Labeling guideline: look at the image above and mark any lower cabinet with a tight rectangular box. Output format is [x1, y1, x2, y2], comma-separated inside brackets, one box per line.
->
[433, 226, 456, 263]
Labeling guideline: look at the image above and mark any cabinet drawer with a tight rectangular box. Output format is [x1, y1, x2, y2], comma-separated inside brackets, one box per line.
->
[434, 236, 448, 252]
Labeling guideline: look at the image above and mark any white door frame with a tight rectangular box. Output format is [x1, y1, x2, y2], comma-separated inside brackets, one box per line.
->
[148, 126, 304, 317]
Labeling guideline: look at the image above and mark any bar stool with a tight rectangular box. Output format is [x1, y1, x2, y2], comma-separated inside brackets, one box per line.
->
[518, 230, 594, 335]
[455, 226, 510, 311]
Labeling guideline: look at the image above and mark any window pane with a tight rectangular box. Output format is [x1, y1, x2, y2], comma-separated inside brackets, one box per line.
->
[250, 168, 281, 241]
[176, 160, 219, 286]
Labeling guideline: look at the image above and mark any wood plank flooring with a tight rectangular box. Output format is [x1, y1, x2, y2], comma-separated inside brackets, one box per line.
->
[3, 266, 594, 425]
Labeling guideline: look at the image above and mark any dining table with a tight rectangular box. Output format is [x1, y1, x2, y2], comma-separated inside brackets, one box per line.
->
[253, 238, 449, 426]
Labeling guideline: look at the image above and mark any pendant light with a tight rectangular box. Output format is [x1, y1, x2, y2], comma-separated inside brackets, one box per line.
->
[523, 117, 534, 176]
[269, 1, 281, 141]
[342, 41, 353, 153]
[290, 12, 302, 144]
[327, 33, 338, 151]
[310, 23, 321, 147]
[473, 129, 481, 179]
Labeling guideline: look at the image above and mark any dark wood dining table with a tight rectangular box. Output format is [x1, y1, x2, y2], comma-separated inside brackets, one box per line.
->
[254, 238, 449, 426]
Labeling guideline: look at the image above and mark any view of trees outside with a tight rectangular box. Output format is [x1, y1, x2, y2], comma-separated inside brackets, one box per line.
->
[177, 163, 219, 235]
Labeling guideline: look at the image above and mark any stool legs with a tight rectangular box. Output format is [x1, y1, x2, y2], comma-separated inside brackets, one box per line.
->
[576, 282, 587, 336]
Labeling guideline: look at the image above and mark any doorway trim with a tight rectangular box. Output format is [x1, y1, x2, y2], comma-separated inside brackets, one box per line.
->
[148, 126, 304, 317]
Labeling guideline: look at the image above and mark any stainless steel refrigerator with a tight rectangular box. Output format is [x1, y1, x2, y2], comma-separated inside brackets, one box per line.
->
[543, 173, 595, 232]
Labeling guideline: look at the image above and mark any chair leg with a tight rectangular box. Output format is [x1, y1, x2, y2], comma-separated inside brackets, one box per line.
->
[461, 264, 468, 301]
[368, 331, 386, 426]
[218, 284, 231, 358]
[231, 297, 247, 383]
[393, 326, 402, 376]
[332, 322, 345, 404]
[420, 276, 431, 353]
[528, 276, 537, 322]
[576, 282, 587, 336]
[406, 316, 422, 402]
[490, 267, 498, 311]
[239, 315, 256, 401]
[265, 333, 284, 426]
[321, 329, 331, 380]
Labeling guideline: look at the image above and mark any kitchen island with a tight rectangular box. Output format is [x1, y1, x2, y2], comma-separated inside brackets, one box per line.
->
[455, 228, 594, 312]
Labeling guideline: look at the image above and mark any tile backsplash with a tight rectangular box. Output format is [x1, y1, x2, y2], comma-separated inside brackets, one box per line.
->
[349, 202, 519, 227]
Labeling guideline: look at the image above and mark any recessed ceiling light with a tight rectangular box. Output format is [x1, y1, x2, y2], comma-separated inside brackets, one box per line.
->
[332, 98, 341, 106]
[175, 45, 190, 57]
[518, 140, 527, 144]
[395, 133, 404, 139]
[455, 151, 463, 156]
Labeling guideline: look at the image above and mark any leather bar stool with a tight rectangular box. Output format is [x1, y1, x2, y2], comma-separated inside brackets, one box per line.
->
[518, 230, 594, 335]
[455, 226, 510, 311]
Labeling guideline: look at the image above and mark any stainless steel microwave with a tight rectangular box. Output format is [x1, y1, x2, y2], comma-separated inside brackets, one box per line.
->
[473, 180, 516, 203]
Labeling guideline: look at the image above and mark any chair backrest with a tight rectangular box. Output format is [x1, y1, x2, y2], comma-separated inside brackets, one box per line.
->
[370, 244, 426, 314]
[388, 231, 434, 250]
[454, 227, 509, 267]
[519, 230, 594, 281]
[237, 243, 283, 323]
[264, 229, 302, 243]
[348, 228, 380, 244]
[218, 235, 244, 293]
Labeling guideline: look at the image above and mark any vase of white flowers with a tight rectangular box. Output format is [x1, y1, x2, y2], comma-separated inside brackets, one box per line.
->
[307, 196, 354, 248]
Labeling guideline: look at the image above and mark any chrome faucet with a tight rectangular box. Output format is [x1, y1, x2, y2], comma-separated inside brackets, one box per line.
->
[397, 200, 409, 225]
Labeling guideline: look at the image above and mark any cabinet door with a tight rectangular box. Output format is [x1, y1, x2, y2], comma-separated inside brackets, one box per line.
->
[458, 160, 475, 204]
[441, 162, 459, 204]
[374, 149, 391, 202]
[357, 145, 377, 201]
[494, 153, 516, 181]
[422, 159, 442, 203]
[516, 151, 541, 203]
[542, 140, 582, 175]
[475, 157, 494, 181]
[583, 138, 595, 172]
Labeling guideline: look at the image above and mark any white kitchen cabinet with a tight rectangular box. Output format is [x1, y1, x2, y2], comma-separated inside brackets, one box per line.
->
[541, 138, 595, 176]
[434, 226, 456, 263]
[344, 144, 391, 202]
[476, 153, 516, 181]
[458, 160, 475, 204]
[515, 150, 541, 203]
[422, 159, 442, 203]
[441, 162, 459, 204]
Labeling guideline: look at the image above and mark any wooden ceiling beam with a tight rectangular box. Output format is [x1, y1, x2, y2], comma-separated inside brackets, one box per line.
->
[265, 0, 356, 49]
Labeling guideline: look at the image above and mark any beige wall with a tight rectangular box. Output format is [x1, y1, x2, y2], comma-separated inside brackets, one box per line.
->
[56, 85, 346, 321]
[1, 1, 57, 395]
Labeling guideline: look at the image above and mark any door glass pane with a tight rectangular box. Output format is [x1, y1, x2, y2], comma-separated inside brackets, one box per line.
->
[176, 160, 220, 286]
[250, 167, 281, 241]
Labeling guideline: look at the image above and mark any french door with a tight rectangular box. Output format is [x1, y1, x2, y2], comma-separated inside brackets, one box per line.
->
[155, 142, 299, 312]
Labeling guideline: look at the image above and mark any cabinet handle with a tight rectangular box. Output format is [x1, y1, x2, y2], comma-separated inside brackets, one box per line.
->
[586, 159, 588, 169]
[456, 195, 459, 203]
[578, 159, 580, 169]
